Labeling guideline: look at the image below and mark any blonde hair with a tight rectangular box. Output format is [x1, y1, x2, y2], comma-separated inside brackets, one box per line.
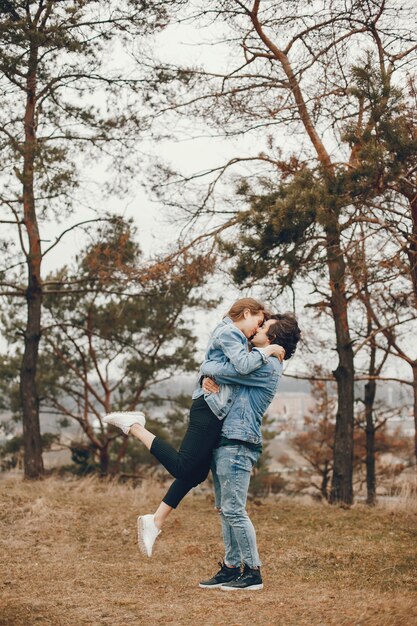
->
[226, 298, 265, 321]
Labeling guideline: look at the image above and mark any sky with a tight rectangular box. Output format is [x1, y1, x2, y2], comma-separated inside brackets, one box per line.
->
[38, 19, 290, 356]
[2, 9, 414, 386]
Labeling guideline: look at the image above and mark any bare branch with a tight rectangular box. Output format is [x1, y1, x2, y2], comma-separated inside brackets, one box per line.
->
[42, 218, 113, 257]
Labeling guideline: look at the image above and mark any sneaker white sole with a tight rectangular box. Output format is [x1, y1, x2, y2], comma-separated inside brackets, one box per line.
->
[198, 582, 226, 589]
[221, 583, 264, 591]
[137, 515, 150, 557]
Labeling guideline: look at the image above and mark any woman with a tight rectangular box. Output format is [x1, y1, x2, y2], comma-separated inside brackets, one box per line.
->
[104, 298, 284, 555]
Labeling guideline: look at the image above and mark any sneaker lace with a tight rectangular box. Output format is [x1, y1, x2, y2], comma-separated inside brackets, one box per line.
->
[232, 570, 246, 582]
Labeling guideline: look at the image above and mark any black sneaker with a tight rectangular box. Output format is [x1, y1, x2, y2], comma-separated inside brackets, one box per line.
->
[221, 563, 263, 591]
[199, 562, 241, 588]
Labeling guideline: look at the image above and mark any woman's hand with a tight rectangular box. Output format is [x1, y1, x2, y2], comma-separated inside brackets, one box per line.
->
[202, 377, 220, 394]
[262, 344, 285, 362]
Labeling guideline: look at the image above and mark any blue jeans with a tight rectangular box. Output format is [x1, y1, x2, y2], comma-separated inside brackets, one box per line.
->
[211, 444, 261, 568]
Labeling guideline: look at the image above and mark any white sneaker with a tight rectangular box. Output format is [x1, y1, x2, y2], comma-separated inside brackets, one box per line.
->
[137, 514, 161, 557]
[103, 411, 146, 435]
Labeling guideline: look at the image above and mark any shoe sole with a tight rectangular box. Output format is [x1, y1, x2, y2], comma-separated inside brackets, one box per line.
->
[198, 583, 227, 589]
[137, 516, 150, 557]
[221, 583, 263, 591]
[103, 412, 146, 433]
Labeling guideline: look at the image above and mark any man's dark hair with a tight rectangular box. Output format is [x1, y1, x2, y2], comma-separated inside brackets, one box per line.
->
[266, 313, 301, 360]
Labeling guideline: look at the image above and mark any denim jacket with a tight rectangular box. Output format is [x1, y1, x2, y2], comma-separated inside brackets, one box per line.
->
[200, 358, 282, 444]
[192, 317, 267, 420]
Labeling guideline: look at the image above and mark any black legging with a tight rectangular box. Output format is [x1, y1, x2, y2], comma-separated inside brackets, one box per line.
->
[150, 395, 222, 508]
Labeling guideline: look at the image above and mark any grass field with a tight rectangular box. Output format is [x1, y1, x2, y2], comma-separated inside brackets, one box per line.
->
[0, 475, 416, 626]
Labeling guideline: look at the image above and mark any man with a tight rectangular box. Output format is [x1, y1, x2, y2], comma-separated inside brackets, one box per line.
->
[199, 313, 301, 591]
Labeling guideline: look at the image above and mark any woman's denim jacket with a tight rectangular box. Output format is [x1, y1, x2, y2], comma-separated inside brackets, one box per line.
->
[200, 357, 282, 444]
[192, 316, 267, 420]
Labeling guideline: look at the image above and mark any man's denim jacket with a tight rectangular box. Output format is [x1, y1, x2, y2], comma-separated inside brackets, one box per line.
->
[200, 357, 282, 445]
[192, 316, 267, 420]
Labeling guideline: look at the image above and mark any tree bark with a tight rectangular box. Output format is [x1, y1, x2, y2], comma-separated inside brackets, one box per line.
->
[326, 226, 355, 505]
[99, 445, 110, 475]
[407, 192, 417, 459]
[364, 378, 377, 506]
[20, 37, 44, 479]
[364, 321, 378, 506]
[412, 364, 417, 461]
[406, 195, 417, 307]
[321, 460, 330, 500]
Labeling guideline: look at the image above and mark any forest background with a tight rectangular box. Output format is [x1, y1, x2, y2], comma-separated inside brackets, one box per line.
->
[0, 0, 416, 509]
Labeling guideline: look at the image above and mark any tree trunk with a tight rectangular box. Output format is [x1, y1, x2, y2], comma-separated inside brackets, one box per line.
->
[406, 195, 417, 306]
[21, 287, 43, 479]
[412, 363, 417, 461]
[248, 6, 356, 502]
[99, 445, 110, 475]
[20, 39, 43, 479]
[321, 460, 330, 500]
[407, 193, 417, 461]
[364, 378, 377, 505]
[326, 226, 355, 505]
[364, 318, 378, 505]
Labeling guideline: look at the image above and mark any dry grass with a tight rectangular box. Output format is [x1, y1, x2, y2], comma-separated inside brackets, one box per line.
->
[0, 475, 416, 626]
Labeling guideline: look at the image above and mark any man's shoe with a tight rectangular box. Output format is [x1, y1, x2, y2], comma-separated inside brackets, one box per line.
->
[103, 411, 146, 435]
[221, 563, 263, 591]
[137, 514, 161, 557]
[199, 562, 241, 588]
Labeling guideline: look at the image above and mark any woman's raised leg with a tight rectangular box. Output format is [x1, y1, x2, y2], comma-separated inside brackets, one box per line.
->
[129, 423, 155, 450]
[135, 397, 222, 480]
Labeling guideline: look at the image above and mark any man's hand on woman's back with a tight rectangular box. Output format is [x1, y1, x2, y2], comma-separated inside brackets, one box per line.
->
[202, 377, 220, 394]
